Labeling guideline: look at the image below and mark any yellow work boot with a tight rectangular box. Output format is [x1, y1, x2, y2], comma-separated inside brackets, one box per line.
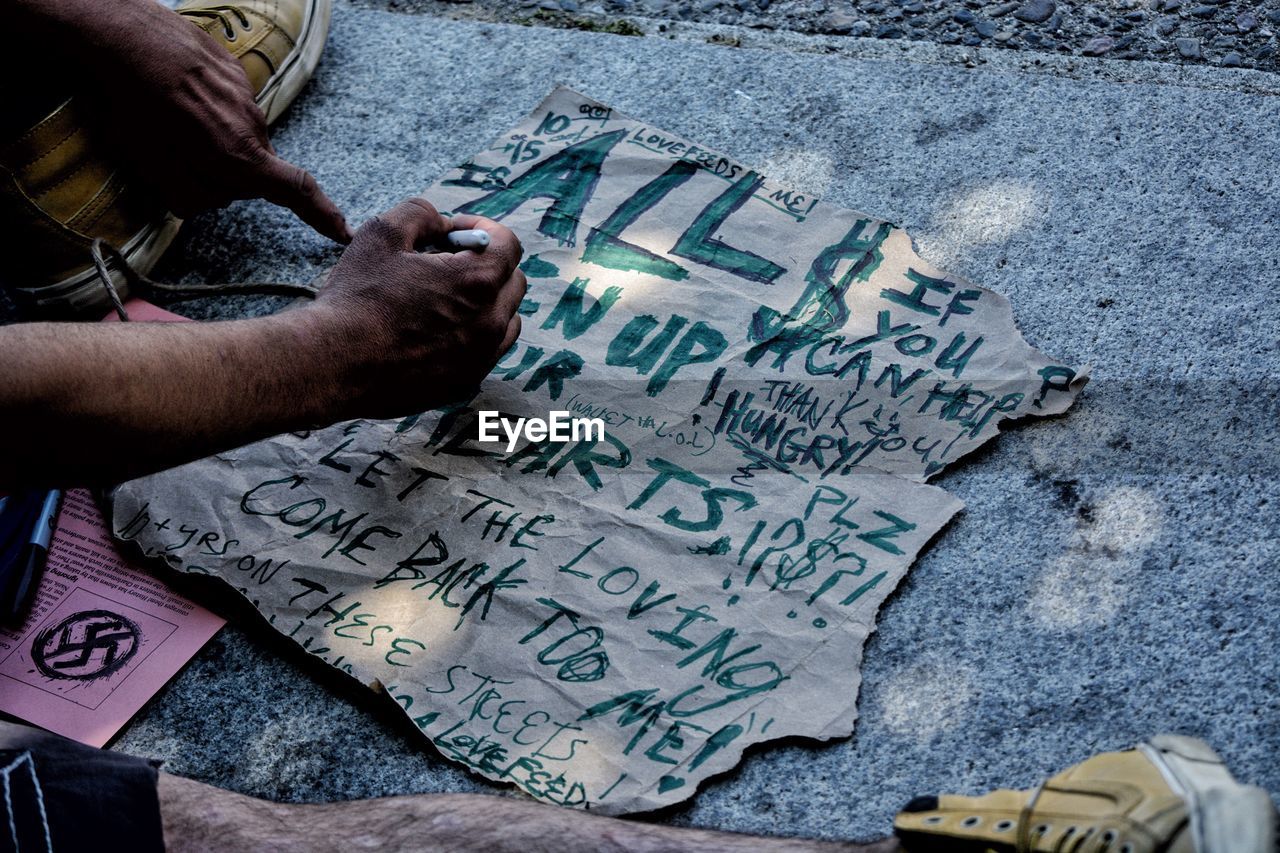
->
[0, 0, 332, 319]
[893, 735, 1276, 853]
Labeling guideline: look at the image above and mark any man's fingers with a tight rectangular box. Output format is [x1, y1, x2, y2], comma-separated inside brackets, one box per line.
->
[445, 212, 486, 231]
[498, 314, 523, 357]
[365, 197, 453, 252]
[493, 268, 528, 325]
[446, 212, 523, 273]
[262, 155, 353, 244]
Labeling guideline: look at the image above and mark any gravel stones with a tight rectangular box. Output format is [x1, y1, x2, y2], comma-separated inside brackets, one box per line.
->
[1014, 0, 1056, 22]
[355, 0, 1280, 72]
[1082, 33, 1115, 53]
[1176, 35, 1202, 56]
[822, 10, 857, 32]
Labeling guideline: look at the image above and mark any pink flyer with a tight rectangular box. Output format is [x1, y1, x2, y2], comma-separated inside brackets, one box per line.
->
[0, 300, 224, 746]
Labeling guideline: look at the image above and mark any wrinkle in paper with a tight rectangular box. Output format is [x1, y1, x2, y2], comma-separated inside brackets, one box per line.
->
[109, 88, 1085, 814]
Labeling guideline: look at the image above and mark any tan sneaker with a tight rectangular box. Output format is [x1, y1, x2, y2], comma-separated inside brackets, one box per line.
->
[0, 0, 332, 319]
[179, 0, 333, 126]
[893, 735, 1276, 853]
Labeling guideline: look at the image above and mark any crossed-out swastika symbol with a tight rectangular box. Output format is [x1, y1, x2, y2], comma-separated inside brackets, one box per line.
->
[32, 610, 141, 681]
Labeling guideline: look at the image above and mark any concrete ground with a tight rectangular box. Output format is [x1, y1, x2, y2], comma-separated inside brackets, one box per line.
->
[15, 2, 1280, 843]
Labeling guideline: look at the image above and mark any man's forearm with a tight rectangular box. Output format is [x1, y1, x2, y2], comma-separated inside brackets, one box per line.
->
[0, 199, 524, 489]
[0, 311, 349, 488]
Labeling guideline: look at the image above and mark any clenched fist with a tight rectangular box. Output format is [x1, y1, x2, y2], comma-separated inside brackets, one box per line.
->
[309, 198, 527, 419]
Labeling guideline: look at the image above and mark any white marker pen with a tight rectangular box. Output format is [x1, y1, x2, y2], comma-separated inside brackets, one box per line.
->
[446, 229, 491, 250]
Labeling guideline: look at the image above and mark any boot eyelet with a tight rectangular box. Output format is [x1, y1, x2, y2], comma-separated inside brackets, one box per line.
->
[995, 820, 1015, 832]
[923, 816, 944, 825]
[1035, 824, 1051, 835]
[1120, 845, 1134, 853]
[961, 816, 981, 828]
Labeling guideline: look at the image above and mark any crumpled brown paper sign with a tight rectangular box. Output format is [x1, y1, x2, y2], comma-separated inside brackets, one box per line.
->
[109, 87, 1086, 814]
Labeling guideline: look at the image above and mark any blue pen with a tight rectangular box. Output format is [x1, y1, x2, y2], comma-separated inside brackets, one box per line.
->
[0, 489, 61, 621]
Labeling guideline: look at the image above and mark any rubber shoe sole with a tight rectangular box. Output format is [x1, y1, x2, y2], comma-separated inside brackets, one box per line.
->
[253, 0, 331, 125]
[1141, 735, 1278, 853]
[10, 212, 183, 318]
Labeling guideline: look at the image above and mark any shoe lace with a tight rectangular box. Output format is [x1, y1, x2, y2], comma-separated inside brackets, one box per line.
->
[90, 238, 321, 322]
[1016, 781, 1046, 853]
[179, 5, 252, 40]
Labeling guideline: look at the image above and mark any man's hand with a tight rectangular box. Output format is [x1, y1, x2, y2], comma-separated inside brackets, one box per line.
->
[0, 198, 525, 488]
[311, 199, 526, 418]
[16, 0, 350, 242]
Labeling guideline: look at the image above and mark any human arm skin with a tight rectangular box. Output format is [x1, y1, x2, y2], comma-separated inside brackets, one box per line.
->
[0, 199, 525, 488]
[11, 0, 350, 242]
